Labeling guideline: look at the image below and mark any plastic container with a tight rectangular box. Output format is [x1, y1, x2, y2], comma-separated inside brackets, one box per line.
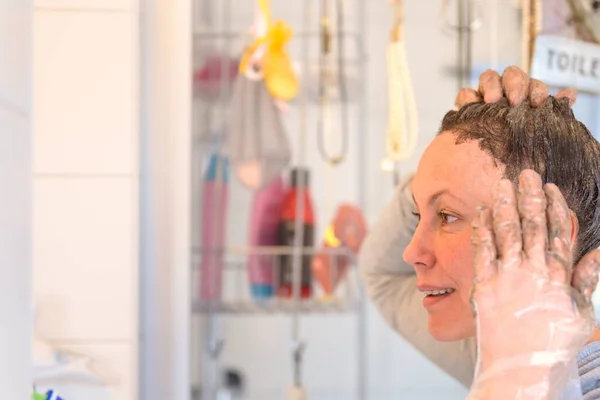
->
[247, 176, 287, 299]
[200, 154, 230, 302]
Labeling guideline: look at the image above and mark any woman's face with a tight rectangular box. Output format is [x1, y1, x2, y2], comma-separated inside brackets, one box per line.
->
[404, 132, 504, 341]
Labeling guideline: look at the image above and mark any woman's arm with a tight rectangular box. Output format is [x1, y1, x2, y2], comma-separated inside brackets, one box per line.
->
[358, 174, 477, 387]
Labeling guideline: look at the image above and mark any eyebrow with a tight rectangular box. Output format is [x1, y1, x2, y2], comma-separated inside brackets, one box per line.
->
[412, 189, 468, 208]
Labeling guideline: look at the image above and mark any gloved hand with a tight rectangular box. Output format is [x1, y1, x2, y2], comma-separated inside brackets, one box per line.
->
[467, 170, 600, 400]
[467, 67, 600, 310]
[456, 66, 578, 109]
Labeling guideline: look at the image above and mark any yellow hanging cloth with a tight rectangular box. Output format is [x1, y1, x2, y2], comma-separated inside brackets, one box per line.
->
[381, 0, 418, 177]
[239, 0, 299, 101]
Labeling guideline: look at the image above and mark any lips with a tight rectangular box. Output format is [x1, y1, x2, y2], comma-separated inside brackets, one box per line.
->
[417, 284, 456, 308]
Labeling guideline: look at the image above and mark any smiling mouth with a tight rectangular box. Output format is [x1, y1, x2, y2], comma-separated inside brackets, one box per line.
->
[423, 288, 455, 296]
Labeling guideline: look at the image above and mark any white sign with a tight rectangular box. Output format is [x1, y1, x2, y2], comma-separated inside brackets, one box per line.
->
[531, 35, 600, 95]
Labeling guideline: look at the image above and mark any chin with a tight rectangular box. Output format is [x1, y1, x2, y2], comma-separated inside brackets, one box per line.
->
[428, 317, 475, 342]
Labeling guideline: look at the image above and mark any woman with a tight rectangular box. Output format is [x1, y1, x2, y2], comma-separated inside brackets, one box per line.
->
[357, 68, 600, 397]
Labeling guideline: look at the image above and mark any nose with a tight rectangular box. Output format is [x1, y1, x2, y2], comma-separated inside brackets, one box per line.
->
[403, 224, 435, 270]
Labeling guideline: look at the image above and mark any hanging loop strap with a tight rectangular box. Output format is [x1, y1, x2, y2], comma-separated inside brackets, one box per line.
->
[317, 0, 350, 166]
[384, 0, 418, 164]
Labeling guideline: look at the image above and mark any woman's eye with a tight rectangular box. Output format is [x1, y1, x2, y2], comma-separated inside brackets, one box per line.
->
[411, 211, 421, 220]
[439, 212, 458, 225]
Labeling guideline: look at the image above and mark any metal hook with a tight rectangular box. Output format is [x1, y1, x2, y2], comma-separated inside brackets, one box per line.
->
[439, 0, 484, 35]
[208, 337, 225, 360]
[390, 0, 404, 31]
[437, 0, 479, 90]
[289, 340, 307, 386]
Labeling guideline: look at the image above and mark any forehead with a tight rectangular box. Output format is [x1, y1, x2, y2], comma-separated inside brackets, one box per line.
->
[412, 132, 503, 206]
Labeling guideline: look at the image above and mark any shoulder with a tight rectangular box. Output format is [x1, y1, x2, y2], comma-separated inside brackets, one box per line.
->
[578, 341, 600, 399]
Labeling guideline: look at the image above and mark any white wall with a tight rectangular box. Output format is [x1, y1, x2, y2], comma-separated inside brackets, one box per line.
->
[0, 0, 32, 397]
[32, 0, 139, 398]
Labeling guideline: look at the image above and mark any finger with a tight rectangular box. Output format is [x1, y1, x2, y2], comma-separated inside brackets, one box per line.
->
[572, 248, 600, 305]
[544, 183, 573, 284]
[555, 88, 578, 107]
[455, 88, 482, 109]
[517, 169, 548, 270]
[493, 179, 523, 264]
[478, 69, 503, 104]
[501, 66, 530, 106]
[338, 207, 367, 253]
[472, 207, 497, 283]
[529, 78, 549, 108]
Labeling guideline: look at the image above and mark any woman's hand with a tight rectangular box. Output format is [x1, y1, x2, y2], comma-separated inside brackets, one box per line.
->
[455, 66, 578, 109]
[468, 170, 600, 400]
[332, 204, 368, 254]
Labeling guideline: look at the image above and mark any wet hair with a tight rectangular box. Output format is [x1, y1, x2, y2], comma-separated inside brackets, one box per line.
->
[438, 96, 600, 263]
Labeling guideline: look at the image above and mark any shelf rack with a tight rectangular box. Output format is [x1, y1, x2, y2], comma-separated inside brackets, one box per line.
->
[191, 246, 363, 315]
[191, 1, 368, 399]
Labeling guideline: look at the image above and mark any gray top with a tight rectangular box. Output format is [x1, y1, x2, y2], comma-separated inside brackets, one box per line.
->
[579, 341, 600, 399]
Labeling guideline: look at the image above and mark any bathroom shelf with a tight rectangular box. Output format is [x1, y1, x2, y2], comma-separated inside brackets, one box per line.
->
[193, 25, 366, 105]
[193, 29, 365, 43]
[192, 297, 360, 315]
[192, 245, 354, 257]
[191, 1, 368, 398]
[191, 246, 362, 315]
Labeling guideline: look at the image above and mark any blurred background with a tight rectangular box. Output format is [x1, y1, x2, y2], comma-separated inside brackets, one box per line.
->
[1, 0, 599, 399]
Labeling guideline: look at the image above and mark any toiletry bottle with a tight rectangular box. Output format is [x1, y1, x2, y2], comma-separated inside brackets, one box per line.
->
[248, 176, 286, 299]
[277, 168, 315, 299]
[200, 153, 229, 302]
[32, 391, 46, 400]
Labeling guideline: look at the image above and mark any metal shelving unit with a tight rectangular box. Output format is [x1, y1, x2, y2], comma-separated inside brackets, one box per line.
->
[191, 247, 362, 315]
[191, 1, 368, 399]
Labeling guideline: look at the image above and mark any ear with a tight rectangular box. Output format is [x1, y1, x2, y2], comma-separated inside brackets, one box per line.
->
[569, 209, 579, 250]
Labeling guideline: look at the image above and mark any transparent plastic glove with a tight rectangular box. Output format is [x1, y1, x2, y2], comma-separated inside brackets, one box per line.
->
[467, 170, 600, 400]
[454, 66, 578, 109]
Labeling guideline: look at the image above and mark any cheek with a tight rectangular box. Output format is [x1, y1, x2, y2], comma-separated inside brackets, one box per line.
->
[438, 231, 475, 294]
